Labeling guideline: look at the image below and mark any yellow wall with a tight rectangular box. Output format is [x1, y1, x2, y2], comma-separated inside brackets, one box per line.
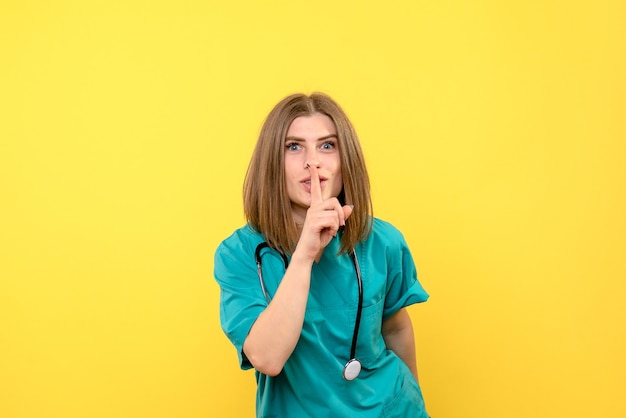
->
[1, 1, 624, 417]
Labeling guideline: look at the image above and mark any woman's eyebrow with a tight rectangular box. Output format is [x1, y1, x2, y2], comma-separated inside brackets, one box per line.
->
[285, 134, 338, 142]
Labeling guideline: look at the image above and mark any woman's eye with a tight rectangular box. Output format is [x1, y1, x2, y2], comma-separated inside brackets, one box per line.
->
[321, 142, 335, 150]
[286, 143, 300, 151]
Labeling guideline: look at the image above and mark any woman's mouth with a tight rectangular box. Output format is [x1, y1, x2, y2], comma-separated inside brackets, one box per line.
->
[302, 178, 327, 190]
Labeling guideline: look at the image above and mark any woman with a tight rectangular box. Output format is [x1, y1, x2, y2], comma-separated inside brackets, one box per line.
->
[214, 92, 430, 417]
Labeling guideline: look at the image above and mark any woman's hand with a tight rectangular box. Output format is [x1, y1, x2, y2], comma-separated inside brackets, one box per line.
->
[243, 165, 352, 375]
[296, 164, 353, 262]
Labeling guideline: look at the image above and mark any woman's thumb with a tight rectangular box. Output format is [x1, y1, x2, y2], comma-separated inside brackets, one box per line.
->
[343, 204, 354, 222]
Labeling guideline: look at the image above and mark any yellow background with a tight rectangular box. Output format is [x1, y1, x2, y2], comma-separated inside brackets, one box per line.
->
[1, 1, 624, 417]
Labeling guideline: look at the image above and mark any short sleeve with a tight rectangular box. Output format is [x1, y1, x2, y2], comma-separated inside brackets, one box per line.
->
[378, 221, 429, 320]
[214, 228, 267, 370]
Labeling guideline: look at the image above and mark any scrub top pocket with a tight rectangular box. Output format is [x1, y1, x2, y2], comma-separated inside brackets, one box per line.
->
[382, 369, 428, 418]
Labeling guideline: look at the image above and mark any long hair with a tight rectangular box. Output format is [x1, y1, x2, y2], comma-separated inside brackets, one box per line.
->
[243, 92, 373, 255]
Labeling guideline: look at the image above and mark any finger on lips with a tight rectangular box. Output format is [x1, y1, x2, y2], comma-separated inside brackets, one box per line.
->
[306, 164, 345, 228]
[306, 163, 323, 203]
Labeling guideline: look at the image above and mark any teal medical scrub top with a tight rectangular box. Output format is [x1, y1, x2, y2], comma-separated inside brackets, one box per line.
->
[214, 218, 429, 417]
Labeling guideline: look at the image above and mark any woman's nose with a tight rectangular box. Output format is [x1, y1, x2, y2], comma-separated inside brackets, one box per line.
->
[305, 159, 320, 169]
[305, 150, 320, 169]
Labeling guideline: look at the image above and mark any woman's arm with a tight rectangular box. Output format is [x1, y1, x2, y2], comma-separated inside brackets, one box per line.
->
[242, 250, 314, 376]
[382, 308, 420, 382]
[243, 166, 353, 376]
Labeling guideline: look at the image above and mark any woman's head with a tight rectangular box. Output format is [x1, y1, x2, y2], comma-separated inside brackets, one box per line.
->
[243, 92, 372, 254]
[283, 112, 344, 224]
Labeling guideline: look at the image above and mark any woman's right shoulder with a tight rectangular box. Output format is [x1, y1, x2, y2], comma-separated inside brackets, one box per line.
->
[215, 224, 265, 258]
[213, 225, 266, 302]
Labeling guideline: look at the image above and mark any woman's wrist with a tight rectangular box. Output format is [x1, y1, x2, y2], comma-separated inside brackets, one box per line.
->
[290, 246, 317, 266]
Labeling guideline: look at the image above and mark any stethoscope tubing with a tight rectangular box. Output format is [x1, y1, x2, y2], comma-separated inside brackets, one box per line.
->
[348, 250, 363, 362]
[254, 242, 288, 303]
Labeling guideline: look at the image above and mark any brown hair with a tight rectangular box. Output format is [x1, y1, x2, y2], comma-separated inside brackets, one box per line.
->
[243, 92, 373, 255]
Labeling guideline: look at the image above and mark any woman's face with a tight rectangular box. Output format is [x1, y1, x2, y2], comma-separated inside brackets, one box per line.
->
[284, 112, 343, 223]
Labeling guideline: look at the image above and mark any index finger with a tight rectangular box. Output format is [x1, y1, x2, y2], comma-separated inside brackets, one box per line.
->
[307, 163, 323, 204]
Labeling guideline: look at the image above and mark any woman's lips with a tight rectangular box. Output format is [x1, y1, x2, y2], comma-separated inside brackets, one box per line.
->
[302, 176, 327, 184]
[301, 178, 327, 190]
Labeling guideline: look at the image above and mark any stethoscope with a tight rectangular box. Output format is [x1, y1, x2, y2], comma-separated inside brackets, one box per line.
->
[254, 242, 364, 381]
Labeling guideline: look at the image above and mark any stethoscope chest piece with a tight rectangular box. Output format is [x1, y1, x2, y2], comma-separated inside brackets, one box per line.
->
[343, 358, 362, 381]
